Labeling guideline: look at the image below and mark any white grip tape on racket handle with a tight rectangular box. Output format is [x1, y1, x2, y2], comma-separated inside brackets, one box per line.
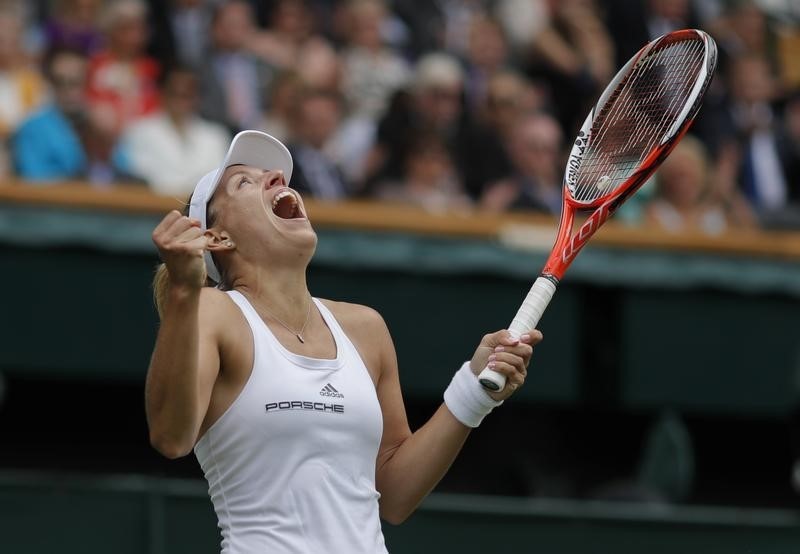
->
[478, 277, 557, 392]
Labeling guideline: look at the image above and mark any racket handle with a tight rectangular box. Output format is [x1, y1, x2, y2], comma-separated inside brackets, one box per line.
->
[478, 276, 557, 392]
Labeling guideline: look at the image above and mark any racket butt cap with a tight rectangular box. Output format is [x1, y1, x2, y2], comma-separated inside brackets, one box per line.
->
[478, 370, 505, 391]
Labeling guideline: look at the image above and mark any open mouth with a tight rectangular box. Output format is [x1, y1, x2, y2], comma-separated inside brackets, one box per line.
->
[271, 190, 304, 220]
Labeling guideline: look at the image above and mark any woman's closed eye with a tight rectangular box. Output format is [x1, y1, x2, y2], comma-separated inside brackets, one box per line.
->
[238, 176, 252, 188]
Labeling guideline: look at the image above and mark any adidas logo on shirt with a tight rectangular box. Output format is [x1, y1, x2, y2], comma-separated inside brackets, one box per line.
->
[320, 383, 344, 398]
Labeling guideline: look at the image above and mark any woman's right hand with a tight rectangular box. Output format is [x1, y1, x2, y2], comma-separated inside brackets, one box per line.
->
[152, 210, 208, 290]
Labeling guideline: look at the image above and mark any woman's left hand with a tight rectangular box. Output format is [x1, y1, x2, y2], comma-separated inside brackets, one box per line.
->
[469, 329, 543, 402]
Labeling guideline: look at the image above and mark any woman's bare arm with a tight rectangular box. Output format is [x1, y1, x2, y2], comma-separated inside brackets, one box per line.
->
[145, 211, 222, 458]
[146, 286, 224, 458]
[368, 312, 539, 524]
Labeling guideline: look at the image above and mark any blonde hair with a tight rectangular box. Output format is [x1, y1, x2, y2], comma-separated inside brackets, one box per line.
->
[413, 53, 464, 92]
[153, 259, 223, 318]
[659, 135, 709, 182]
[152, 262, 171, 319]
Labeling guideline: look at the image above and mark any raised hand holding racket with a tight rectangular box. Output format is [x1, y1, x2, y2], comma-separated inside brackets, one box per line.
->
[478, 29, 718, 392]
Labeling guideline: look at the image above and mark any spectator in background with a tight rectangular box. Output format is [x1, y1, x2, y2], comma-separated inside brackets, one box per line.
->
[0, 9, 47, 138]
[339, 0, 410, 121]
[462, 70, 546, 204]
[86, 0, 160, 137]
[404, 54, 464, 138]
[146, 0, 213, 70]
[0, 8, 47, 177]
[438, 0, 486, 59]
[287, 88, 350, 199]
[493, 0, 550, 61]
[478, 70, 549, 145]
[249, 0, 314, 68]
[389, 0, 468, 58]
[714, 1, 774, 71]
[463, 15, 510, 111]
[480, 112, 563, 214]
[13, 46, 133, 186]
[643, 0, 697, 39]
[777, 90, 800, 208]
[368, 52, 509, 199]
[13, 48, 90, 181]
[365, 53, 465, 192]
[121, 65, 230, 197]
[643, 135, 755, 234]
[604, 0, 700, 68]
[373, 129, 471, 212]
[250, 0, 339, 90]
[524, 0, 615, 133]
[0, 0, 42, 58]
[725, 53, 792, 215]
[199, 0, 272, 133]
[41, 0, 104, 56]
[336, 0, 410, 186]
[257, 69, 304, 143]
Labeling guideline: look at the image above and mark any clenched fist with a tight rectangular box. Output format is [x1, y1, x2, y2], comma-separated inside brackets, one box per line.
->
[152, 210, 209, 289]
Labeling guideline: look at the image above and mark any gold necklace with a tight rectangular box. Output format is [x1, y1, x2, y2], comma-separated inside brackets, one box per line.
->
[260, 297, 313, 343]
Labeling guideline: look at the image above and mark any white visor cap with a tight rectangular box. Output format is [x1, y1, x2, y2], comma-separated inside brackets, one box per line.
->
[189, 130, 293, 283]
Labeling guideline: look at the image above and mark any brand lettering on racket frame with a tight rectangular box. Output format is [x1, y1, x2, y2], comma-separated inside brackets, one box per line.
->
[561, 203, 611, 263]
[566, 131, 587, 192]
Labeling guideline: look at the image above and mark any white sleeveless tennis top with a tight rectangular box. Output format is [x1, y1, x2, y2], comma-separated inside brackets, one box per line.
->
[194, 291, 387, 553]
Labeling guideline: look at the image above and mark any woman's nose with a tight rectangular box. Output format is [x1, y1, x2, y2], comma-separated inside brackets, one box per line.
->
[262, 171, 286, 189]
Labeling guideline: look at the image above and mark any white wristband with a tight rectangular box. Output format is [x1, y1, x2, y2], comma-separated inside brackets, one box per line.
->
[443, 362, 504, 428]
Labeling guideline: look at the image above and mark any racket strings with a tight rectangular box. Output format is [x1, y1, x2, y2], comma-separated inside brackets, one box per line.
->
[585, 40, 703, 179]
[572, 38, 706, 203]
[590, 40, 703, 167]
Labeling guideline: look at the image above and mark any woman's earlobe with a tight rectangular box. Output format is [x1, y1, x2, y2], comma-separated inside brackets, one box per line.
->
[205, 231, 235, 250]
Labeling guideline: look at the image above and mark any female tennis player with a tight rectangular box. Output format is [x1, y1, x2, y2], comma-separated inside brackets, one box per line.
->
[145, 130, 541, 553]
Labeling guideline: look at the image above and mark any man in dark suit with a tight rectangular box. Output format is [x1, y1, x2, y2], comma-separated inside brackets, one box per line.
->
[286, 88, 350, 199]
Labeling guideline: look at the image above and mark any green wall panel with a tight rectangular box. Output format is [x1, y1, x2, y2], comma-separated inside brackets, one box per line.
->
[1, 247, 158, 379]
[0, 488, 149, 553]
[2, 473, 799, 554]
[620, 289, 800, 415]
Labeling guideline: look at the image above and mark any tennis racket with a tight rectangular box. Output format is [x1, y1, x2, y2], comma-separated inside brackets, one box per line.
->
[479, 29, 718, 392]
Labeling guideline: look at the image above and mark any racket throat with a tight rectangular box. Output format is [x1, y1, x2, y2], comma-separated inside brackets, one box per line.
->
[539, 274, 560, 286]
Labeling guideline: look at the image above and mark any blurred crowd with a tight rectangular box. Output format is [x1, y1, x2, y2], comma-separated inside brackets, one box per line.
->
[1, 0, 800, 232]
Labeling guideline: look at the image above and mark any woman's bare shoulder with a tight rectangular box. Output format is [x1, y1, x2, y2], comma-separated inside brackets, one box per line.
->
[197, 288, 244, 327]
[198, 286, 233, 306]
[318, 298, 386, 330]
